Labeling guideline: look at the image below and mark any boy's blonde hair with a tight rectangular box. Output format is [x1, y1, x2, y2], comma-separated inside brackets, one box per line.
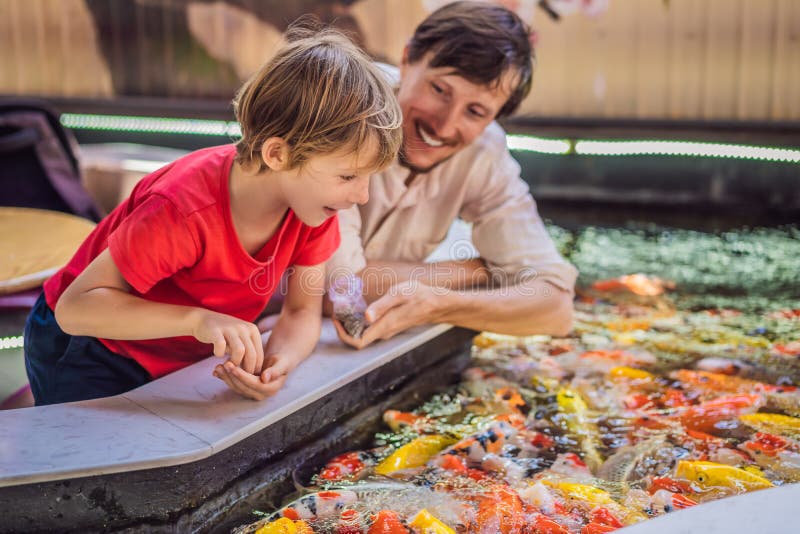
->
[233, 23, 402, 173]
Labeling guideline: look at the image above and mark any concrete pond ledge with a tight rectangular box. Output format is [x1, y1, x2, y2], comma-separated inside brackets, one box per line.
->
[0, 321, 477, 532]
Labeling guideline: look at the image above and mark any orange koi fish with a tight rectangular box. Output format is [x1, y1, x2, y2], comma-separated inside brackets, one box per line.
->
[319, 451, 373, 482]
[649, 488, 698, 514]
[335, 509, 364, 534]
[494, 387, 531, 415]
[367, 510, 411, 534]
[591, 274, 670, 296]
[474, 485, 526, 534]
[382, 410, 434, 433]
[581, 523, 618, 534]
[528, 514, 571, 534]
[678, 394, 764, 434]
[671, 370, 796, 395]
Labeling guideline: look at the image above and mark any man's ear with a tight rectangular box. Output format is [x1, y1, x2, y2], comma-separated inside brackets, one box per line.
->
[399, 45, 410, 78]
[260, 137, 290, 171]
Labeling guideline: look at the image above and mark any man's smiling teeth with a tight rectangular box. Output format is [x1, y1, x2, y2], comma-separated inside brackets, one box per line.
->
[418, 126, 444, 147]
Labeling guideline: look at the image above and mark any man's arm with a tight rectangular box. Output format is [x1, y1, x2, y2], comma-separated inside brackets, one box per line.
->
[434, 277, 572, 336]
[335, 273, 573, 349]
[361, 257, 573, 335]
[360, 258, 490, 302]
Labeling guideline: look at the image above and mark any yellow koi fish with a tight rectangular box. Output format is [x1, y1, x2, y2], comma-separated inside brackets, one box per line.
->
[255, 517, 313, 534]
[409, 509, 456, 534]
[556, 387, 604, 470]
[739, 413, 800, 441]
[374, 435, 454, 475]
[544, 481, 647, 525]
[675, 460, 773, 492]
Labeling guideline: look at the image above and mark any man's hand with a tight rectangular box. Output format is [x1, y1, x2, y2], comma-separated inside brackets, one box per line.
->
[334, 281, 446, 349]
[191, 309, 264, 375]
[213, 352, 296, 401]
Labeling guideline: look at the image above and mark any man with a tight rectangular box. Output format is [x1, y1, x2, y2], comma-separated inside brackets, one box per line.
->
[328, 0, 578, 348]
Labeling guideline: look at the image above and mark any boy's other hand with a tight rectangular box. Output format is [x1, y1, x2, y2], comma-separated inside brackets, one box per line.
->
[191, 309, 264, 374]
[212, 353, 296, 401]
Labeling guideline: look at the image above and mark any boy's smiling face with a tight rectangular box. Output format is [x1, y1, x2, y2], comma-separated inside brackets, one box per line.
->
[281, 139, 377, 227]
[397, 52, 518, 174]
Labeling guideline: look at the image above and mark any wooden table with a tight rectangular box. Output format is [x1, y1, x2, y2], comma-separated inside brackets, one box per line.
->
[0, 207, 96, 295]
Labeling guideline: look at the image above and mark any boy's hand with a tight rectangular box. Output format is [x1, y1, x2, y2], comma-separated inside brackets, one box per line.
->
[212, 353, 297, 401]
[191, 310, 264, 374]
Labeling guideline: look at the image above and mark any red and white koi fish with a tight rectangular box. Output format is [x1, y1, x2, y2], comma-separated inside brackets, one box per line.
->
[273, 490, 358, 522]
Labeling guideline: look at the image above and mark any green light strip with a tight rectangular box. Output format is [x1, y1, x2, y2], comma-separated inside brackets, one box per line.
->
[575, 140, 800, 163]
[60, 113, 800, 163]
[507, 134, 571, 155]
[0, 335, 24, 351]
[61, 113, 241, 137]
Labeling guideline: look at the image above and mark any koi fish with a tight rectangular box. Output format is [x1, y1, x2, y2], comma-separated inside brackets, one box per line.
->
[649, 489, 697, 514]
[558, 350, 657, 378]
[319, 451, 374, 482]
[739, 432, 800, 482]
[367, 510, 411, 534]
[739, 413, 800, 441]
[382, 410, 434, 433]
[374, 435, 454, 476]
[671, 370, 795, 395]
[529, 514, 571, 534]
[254, 517, 313, 534]
[408, 509, 455, 534]
[580, 523, 618, 534]
[336, 509, 365, 534]
[474, 484, 526, 534]
[271, 490, 358, 522]
[677, 394, 763, 434]
[462, 368, 523, 399]
[544, 481, 647, 525]
[675, 460, 773, 492]
[695, 357, 769, 380]
[494, 387, 530, 415]
[597, 436, 668, 483]
[547, 452, 594, 482]
[608, 366, 656, 382]
[591, 274, 669, 296]
[436, 420, 519, 465]
[556, 387, 604, 470]
[647, 477, 692, 494]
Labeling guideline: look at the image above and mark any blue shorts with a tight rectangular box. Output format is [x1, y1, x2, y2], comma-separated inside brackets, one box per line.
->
[24, 293, 151, 406]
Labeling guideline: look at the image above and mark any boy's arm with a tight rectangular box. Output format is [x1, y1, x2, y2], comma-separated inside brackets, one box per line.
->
[55, 249, 265, 374]
[214, 263, 324, 400]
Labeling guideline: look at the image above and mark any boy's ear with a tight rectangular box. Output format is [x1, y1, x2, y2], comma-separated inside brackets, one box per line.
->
[260, 137, 290, 171]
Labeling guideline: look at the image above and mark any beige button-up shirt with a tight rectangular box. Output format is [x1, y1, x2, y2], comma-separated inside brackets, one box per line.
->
[327, 116, 578, 294]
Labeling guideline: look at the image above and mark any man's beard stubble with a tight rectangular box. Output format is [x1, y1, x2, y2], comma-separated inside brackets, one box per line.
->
[398, 144, 454, 176]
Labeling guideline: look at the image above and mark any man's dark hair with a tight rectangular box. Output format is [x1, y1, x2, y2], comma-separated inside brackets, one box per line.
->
[406, 0, 533, 118]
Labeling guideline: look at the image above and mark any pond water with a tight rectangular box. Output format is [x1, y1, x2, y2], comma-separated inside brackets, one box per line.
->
[233, 225, 800, 534]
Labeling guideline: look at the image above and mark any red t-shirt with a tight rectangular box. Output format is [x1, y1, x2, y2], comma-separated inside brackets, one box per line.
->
[44, 145, 340, 378]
